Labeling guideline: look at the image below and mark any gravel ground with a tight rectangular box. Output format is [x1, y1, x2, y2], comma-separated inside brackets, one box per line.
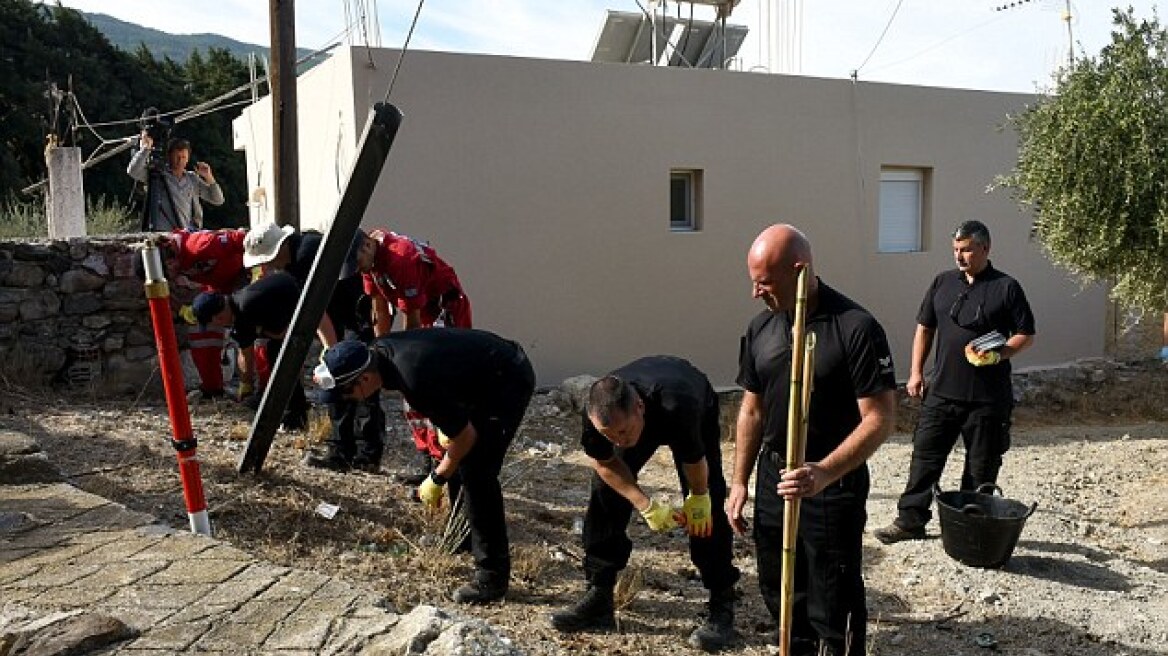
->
[2, 359, 1166, 655]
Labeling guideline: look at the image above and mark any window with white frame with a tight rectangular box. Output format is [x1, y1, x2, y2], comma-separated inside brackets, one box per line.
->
[670, 169, 702, 232]
[879, 168, 927, 253]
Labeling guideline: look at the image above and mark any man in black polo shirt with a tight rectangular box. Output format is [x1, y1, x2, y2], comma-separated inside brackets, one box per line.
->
[191, 270, 308, 430]
[726, 224, 897, 656]
[549, 356, 740, 652]
[316, 329, 535, 604]
[875, 220, 1035, 544]
[243, 224, 383, 470]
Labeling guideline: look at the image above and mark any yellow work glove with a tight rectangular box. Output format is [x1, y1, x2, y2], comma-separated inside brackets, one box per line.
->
[965, 345, 1001, 367]
[682, 492, 713, 538]
[179, 304, 197, 325]
[417, 472, 446, 509]
[237, 380, 255, 401]
[639, 498, 679, 532]
[437, 430, 453, 450]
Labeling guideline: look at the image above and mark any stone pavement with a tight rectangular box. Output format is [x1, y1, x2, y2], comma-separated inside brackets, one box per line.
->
[0, 429, 522, 655]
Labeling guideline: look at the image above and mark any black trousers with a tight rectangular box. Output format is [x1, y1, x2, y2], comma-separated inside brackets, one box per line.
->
[326, 391, 385, 465]
[896, 393, 1013, 528]
[581, 404, 739, 592]
[754, 448, 868, 655]
[460, 355, 535, 587]
[262, 338, 308, 429]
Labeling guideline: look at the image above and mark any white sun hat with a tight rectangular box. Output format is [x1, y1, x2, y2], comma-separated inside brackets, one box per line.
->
[243, 222, 296, 267]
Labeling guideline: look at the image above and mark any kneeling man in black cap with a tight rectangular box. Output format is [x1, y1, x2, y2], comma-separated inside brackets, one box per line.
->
[316, 329, 535, 604]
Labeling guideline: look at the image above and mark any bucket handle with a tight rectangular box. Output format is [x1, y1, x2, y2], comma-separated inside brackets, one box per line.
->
[974, 483, 1004, 497]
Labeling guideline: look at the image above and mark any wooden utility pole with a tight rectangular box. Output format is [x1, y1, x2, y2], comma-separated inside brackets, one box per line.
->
[270, 0, 300, 229]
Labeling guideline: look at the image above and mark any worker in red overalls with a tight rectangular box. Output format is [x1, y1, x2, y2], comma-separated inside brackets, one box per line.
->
[138, 229, 249, 401]
[351, 228, 473, 484]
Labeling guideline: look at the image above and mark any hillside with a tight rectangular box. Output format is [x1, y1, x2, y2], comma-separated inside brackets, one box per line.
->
[80, 11, 313, 63]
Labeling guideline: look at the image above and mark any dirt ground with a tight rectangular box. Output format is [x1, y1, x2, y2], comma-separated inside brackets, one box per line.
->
[2, 358, 1166, 655]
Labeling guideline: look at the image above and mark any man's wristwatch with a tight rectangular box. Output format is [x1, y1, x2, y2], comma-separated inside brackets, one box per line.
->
[429, 471, 448, 486]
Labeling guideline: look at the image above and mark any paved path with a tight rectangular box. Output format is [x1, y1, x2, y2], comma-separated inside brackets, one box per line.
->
[0, 430, 403, 654]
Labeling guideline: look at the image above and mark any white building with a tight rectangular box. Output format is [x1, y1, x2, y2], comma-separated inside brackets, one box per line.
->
[234, 46, 1105, 386]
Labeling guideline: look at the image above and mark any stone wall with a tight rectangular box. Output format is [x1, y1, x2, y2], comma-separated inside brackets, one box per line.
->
[0, 235, 187, 395]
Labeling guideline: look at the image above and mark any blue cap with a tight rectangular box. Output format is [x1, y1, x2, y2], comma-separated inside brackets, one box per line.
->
[318, 339, 373, 402]
[191, 292, 226, 329]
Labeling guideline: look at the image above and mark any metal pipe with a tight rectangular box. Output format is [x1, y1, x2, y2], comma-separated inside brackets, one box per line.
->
[141, 241, 211, 536]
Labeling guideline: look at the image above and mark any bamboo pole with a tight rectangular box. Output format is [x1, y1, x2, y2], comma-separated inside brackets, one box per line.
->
[779, 265, 814, 655]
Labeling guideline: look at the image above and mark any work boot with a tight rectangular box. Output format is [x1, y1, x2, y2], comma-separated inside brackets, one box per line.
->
[874, 520, 926, 545]
[550, 584, 616, 632]
[687, 587, 737, 652]
[301, 451, 351, 472]
[452, 579, 507, 604]
[394, 451, 432, 486]
[186, 388, 225, 405]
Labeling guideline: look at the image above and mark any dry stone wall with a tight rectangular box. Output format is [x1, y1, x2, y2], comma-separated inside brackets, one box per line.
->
[0, 235, 195, 396]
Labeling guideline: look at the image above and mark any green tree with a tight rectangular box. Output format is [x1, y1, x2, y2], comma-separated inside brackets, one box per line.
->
[0, 0, 252, 230]
[999, 8, 1168, 313]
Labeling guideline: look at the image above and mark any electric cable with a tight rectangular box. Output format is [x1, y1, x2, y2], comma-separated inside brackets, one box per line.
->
[862, 10, 1008, 77]
[852, 0, 906, 78]
[382, 0, 427, 103]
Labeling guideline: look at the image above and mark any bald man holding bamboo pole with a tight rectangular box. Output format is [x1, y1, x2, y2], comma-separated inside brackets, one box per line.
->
[725, 224, 897, 655]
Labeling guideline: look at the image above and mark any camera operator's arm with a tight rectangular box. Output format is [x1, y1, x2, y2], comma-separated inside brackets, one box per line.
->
[195, 161, 225, 207]
[126, 131, 153, 183]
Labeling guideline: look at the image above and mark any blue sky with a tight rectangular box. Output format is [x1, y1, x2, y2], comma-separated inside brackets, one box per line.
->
[52, 0, 1162, 93]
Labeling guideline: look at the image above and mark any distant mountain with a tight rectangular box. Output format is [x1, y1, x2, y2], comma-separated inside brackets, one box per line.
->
[80, 12, 313, 64]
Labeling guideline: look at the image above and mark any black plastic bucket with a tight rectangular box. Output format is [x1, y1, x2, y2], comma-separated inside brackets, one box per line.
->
[934, 484, 1037, 569]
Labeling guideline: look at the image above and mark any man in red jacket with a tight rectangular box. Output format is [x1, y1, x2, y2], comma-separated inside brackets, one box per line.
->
[139, 229, 249, 400]
[349, 228, 473, 483]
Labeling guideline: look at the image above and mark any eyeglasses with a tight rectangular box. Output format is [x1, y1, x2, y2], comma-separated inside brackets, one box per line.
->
[949, 289, 984, 330]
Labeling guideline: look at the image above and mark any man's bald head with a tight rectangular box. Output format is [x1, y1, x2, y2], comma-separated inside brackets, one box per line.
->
[747, 223, 815, 312]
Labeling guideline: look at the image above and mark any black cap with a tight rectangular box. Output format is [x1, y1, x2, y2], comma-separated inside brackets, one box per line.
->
[339, 228, 368, 280]
[191, 292, 226, 330]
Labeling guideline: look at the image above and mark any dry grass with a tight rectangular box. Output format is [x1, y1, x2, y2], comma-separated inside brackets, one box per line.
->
[613, 565, 644, 612]
[4, 358, 1166, 655]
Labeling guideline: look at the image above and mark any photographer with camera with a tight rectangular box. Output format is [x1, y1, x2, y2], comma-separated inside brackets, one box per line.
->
[127, 120, 224, 231]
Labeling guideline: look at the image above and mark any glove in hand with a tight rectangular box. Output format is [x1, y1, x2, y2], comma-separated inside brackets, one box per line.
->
[237, 380, 255, 401]
[417, 473, 446, 509]
[639, 498, 679, 532]
[682, 492, 713, 538]
[179, 305, 197, 325]
[965, 345, 1001, 367]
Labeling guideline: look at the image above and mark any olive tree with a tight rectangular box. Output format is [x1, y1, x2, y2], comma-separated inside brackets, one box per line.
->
[999, 8, 1168, 313]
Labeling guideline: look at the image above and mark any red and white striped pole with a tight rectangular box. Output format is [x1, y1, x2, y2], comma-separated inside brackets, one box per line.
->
[141, 241, 211, 536]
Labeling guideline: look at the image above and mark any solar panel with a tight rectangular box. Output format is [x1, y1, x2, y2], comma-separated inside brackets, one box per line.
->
[589, 9, 748, 68]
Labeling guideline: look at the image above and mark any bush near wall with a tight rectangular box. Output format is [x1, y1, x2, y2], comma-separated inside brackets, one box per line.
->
[0, 235, 188, 394]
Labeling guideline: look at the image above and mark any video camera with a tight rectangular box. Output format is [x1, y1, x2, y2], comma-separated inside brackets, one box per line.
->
[138, 107, 174, 169]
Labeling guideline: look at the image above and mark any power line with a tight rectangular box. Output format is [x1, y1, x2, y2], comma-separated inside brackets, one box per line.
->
[852, 0, 907, 79]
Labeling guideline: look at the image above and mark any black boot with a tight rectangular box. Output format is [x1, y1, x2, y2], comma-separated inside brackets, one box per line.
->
[452, 578, 507, 604]
[687, 587, 737, 652]
[550, 584, 616, 632]
[302, 449, 352, 472]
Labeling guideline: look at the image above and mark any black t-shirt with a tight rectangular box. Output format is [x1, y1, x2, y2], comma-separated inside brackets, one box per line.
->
[580, 356, 715, 464]
[229, 271, 300, 344]
[285, 231, 323, 286]
[370, 327, 528, 437]
[737, 280, 897, 460]
[283, 230, 367, 335]
[918, 263, 1035, 403]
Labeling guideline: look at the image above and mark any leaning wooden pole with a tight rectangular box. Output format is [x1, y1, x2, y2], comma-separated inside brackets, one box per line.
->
[779, 265, 813, 655]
